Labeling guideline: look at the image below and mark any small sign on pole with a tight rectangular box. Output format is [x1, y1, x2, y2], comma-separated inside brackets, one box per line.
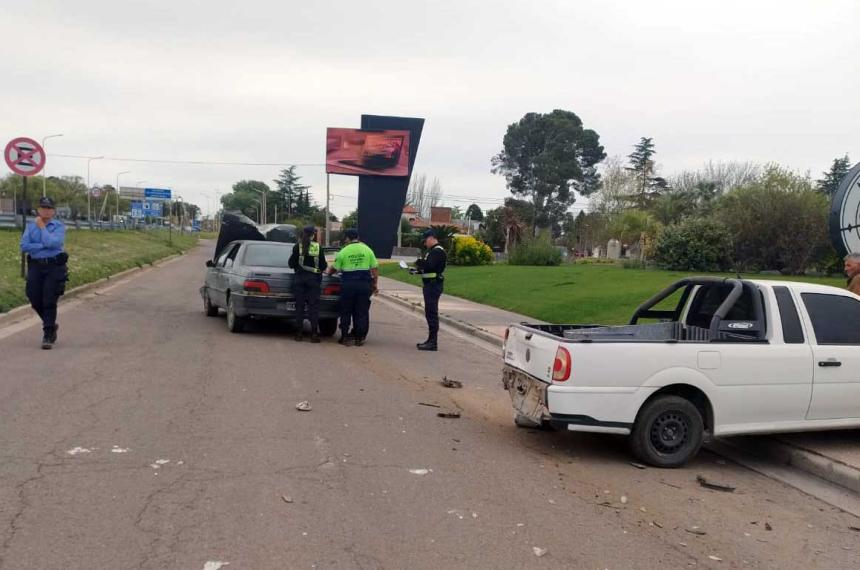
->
[5, 137, 47, 278]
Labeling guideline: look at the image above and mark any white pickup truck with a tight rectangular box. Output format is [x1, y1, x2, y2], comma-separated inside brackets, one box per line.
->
[502, 277, 860, 467]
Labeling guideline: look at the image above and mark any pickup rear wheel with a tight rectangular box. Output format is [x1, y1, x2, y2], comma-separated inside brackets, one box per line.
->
[630, 395, 703, 468]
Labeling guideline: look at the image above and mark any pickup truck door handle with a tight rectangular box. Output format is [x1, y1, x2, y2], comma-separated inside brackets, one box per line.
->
[818, 360, 842, 367]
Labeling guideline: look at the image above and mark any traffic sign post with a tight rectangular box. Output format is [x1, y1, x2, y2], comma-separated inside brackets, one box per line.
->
[5, 137, 47, 278]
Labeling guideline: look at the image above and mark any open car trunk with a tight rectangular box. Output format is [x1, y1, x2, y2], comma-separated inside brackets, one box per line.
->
[213, 212, 299, 259]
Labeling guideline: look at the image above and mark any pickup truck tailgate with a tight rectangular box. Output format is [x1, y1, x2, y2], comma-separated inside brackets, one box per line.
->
[504, 326, 558, 383]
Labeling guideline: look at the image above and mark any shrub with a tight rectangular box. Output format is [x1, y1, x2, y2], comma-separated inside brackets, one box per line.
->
[652, 218, 733, 272]
[451, 235, 493, 266]
[509, 237, 563, 266]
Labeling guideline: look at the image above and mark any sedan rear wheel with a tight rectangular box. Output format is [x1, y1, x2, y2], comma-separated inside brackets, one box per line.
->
[226, 295, 246, 333]
[203, 291, 218, 317]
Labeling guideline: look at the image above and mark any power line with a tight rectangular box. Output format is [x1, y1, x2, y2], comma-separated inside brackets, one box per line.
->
[53, 153, 324, 168]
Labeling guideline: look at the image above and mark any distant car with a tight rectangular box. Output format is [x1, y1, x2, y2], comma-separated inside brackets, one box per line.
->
[200, 240, 341, 334]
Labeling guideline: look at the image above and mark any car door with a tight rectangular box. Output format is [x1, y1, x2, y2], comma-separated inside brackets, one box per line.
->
[220, 243, 243, 298]
[211, 244, 239, 306]
[799, 291, 860, 420]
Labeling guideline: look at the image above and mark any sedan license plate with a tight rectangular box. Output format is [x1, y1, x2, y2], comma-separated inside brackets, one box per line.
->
[278, 301, 296, 312]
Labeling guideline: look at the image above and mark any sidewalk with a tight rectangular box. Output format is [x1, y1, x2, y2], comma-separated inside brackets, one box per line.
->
[377, 276, 543, 345]
[378, 276, 860, 497]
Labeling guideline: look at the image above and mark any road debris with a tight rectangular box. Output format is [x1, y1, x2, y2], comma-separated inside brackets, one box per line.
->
[532, 547, 548, 558]
[409, 468, 430, 476]
[597, 501, 620, 510]
[441, 376, 463, 389]
[418, 402, 442, 408]
[281, 495, 293, 504]
[708, 555, 722, 562]
[620, 495, 628, 504]
[659, 480, 681, 489]
[629, 461, 647, 470]
[203, 563, 229, 570]
[652, 521, 663, 528]
[295, 401, 312, 412]
[765, 522, 773, 531]
[849, 526, 860, 532]
[685, 528, 707, 536]
[111, 446, 130, 453]
[696, 475, 736, 493]
[66, 447, 93, 455]
[437, 411, 461, 418]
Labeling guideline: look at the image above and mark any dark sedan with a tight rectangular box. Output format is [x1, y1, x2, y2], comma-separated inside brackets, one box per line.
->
[200, 240, 341, 334]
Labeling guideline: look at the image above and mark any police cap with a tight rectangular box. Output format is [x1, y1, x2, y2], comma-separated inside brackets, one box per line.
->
[344, 228, 359, 240]
[38, 196, 56, 209]
[303, 225, 316, 235]
[422, 229, 437, 240]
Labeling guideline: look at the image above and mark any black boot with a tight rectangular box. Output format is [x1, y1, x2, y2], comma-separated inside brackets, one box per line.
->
[338, 335, 353, 346]
[310, 331, 321, 343]
[41, 330, 53, 350]
[48, 325, 58, 344]
[417, 339, 437, 351]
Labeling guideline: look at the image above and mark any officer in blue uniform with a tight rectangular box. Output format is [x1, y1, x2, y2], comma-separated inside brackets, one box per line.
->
[20, 196, 68, 349]
[413, 229, 447, 351]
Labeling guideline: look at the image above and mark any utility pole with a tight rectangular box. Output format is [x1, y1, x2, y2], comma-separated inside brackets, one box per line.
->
[86, 156, 104, 224]
[325, 173, 330, 246]
[115, 170, 130, 225]
[41, 133, 63, 197]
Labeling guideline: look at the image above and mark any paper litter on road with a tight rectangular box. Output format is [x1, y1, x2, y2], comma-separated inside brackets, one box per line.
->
[66, 447, 93, 455]
[203, 562, 229, 570]
[155, 459, 170, 465]
[708, 555, 722, 561]
[532, 547, 548, 557]
[409, 468, 430, 475]
[111, 446, 130, 453]
[296, 401, 312, 412]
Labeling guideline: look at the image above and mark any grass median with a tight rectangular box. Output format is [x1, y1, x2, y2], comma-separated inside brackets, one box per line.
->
[0, 229, 199, 313]
[379, 262, 846, 324]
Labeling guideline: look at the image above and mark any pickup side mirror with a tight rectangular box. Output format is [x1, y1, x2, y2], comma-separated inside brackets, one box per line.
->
[205, 260, 215, 268]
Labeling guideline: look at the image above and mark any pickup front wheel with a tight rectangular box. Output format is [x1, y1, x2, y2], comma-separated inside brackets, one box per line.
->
[630, 395, 703, 468]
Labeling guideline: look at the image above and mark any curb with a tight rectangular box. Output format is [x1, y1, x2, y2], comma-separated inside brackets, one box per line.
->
[378, 291, 504, 347]
[722, 436, 860, 495]
[0, 251, 187, 330]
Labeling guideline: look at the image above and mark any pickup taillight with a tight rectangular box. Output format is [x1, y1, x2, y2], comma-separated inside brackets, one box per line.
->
[552, 347, 572, 382]
[243, 279, 270, 293]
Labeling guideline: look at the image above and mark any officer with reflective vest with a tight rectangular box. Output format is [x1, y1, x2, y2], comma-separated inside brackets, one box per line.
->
[413, 229, 447, 351]
[19, 196, 69, 350]
[326, 228, 378, 347]
[288, 225, 327, 343]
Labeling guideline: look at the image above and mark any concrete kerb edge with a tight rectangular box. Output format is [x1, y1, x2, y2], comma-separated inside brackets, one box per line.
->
[722, 437, 860, 495]
[0, 251, 187, 329]
[378, 291, 504, 347]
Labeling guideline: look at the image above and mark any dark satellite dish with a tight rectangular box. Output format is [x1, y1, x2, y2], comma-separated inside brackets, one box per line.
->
[829, 162, 860, 258]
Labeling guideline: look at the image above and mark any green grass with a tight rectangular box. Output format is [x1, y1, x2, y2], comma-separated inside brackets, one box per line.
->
[379, 263, 847, 325]
[0, 229, 199, 313]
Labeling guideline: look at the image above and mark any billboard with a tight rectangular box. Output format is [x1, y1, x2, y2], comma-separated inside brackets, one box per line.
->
[326, 128, 411, 177]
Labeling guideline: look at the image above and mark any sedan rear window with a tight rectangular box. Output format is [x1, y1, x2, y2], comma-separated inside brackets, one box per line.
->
[243, 244, 292, 267]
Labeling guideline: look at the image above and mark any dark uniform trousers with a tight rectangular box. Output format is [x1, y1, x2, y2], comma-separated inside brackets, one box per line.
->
[423, 279, 443, 341]
[340, 280, 372, 339]
[26, 261, 68, 333]
[293, 271, 321, 333]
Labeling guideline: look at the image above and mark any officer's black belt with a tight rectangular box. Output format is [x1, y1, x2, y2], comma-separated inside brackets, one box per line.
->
[28, 255, 65, 265]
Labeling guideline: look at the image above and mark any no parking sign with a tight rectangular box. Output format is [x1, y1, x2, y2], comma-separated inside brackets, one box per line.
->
[4, 137, 45, 176]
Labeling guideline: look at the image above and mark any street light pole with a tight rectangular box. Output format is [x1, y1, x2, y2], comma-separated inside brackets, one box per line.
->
[325, 172, 330, 246]
[115, 170, 130, 224]
[251, 198, 262, 223]
[86, 155, 104, 223]
[41, 133, 63, 197]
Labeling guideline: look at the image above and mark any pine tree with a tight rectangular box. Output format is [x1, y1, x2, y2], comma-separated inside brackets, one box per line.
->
[817, 155, 852, 197]
[273, 166, 310, 216]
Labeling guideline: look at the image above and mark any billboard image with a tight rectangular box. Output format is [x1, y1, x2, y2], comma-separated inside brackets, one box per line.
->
[326, 128, 411, 177]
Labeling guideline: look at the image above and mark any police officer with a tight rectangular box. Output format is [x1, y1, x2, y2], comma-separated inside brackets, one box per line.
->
[326, 228, 378, 347]
[19, 196, 68, 350]
[414, 229, 447, 351]
[288, 225, 327, 343]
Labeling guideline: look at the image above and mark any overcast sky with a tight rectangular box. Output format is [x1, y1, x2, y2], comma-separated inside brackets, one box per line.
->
[1, 0, 857, 218]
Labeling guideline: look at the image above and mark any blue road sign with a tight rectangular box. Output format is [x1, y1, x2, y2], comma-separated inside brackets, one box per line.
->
[131, 200, 163, 217]
[144, 188, 172, 200]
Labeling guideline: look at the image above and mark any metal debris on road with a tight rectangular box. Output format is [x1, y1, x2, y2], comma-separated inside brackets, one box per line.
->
[281, 495, 293, 504]
[708, 555, 722, 562]
[685, 528, 707, 536]
[418, 402, 442, 408]
[765, 522, 773, 531]
[437, 411, 461, 418]
[441, 376, 463, 389]
[629, 461, 647, 470]
[203, 562, 229, 570]
[652, 521, 663, 528]
[696, 475, 736, 493]
[295, 401, 312, 412]
[532, 547, 548, 558]
[849, 526, 860, 532]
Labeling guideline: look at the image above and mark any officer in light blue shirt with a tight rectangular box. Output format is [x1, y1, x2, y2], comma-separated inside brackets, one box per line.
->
[20, 196, 69, 349]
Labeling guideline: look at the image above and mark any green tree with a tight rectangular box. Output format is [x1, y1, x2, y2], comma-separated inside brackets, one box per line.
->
[273, 166, 310, 217]
[341, 210, 358, 229]
[222, 180, 271, 221]
[817, 154, 852, 197]
[718, 166, 828, 274]
[625, 137, 667, 206]
[492, 109, 606, 235]
[465, 203, 484, 221]
[653, 217, 734, 272]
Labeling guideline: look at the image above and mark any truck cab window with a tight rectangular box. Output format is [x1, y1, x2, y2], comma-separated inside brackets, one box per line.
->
[802, 293, 860, 345]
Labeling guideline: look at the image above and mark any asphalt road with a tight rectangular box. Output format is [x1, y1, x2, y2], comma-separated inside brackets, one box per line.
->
[0, 242, 858, 569]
